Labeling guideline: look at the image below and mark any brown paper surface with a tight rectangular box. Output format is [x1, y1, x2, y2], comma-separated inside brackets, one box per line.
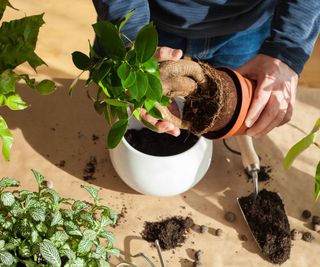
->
[1, 1, 320, 266]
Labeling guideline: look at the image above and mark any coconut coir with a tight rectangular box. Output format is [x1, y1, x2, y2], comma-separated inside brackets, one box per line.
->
[238, 189, 291, 264]
[125, 128, 198, 156]
[141, 216, 194, 250]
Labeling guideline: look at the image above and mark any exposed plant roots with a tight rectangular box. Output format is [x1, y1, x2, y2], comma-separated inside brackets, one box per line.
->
[159, 59, 236, 135]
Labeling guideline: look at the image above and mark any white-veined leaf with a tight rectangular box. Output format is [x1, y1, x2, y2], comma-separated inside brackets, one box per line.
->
[39, 240, 61, 266]
[1, 191, 15, 206]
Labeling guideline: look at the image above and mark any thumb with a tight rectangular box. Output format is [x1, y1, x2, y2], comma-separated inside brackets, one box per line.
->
[235, 59, 257, 81]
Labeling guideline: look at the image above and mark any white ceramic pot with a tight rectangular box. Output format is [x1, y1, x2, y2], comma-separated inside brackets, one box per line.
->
[109, 120, 213, 197]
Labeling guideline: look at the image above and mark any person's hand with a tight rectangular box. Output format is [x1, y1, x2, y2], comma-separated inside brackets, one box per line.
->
[140, 46, 183, 136]
[236, 54, 298, 137]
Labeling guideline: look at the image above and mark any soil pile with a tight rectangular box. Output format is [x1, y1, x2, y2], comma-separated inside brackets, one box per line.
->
[125, 129, 198, 156]
[246, 165, 272, 182]
[238, 189, 291, 264]
[141, 216, 194, 250]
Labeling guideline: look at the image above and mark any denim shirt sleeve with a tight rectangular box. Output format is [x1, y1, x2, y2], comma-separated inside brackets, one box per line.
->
[92, 0, 150, 41]
[259, 0, 320, 75]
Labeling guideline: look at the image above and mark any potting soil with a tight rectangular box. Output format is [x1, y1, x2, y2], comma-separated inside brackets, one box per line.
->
[238, 189, 291, 264]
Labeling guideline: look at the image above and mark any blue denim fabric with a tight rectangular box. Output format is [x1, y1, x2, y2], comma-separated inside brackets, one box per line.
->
[158, 18, 272, 69]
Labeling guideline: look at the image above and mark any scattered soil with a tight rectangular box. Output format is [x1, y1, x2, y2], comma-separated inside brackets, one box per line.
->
[302, 210, 312, 219]
[92, 134, 99, 144]
[141, 216, 194, 250]
[55, 160, 66, 168]
[113, 204, 127, 228]
[82, 156, 97, 181]
[195, 250, 203, 261]
[238, 189, 291, 264]
[125, 128, 198, 156]
[246, 165, 272, 182]
[302, 232, 314, 242]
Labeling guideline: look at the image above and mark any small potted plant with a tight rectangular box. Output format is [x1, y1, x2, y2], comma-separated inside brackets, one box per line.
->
[0, 169, 120, 266]
[70, 12, 255, 196]
[284, 118, 320, 199]
[0, 1, 56, 161]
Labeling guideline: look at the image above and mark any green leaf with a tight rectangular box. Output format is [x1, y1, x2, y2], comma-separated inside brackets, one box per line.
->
[104, 98, 129, 107]
[0, 0, 15, 21]
[31, 169, 45, 187]
[39, 240, 61, 266]
[100, 215, 113, 228]
[83, 229, 97, 241]
[107, 119, 128, 149]
[146, 107, 163, 120]
[51, 211, 63, 226]
[91, 60, 112, 84]
[146, 73, 162, 102]
[72, 51, 91, 70]
[0, 177, 19, 190]
[117, 62, 136, 88]
[117, 9, 135, 31]
[72, 200, 88, 212]
[135, 23, 158, 63]
[1, 191, 15, 206]
[92, 21, 126, 59]
[141, 117, 159, 132]
[80, 185, 98, 200]
[106, 247, 120, 257]
[0, 251, 14, 266]
[61, 249, 76, 260]
[0, 69, 20, 94]
[4, 93, 29, 110]
[31, 230, 40, 244]
[0, 240, 4, 250]
[77, 239, 93, 255]
[30, 207, 46, 222]
[53, 230, 69, 244]
[0, 116, 13, 161]
[0, 14, 46, 71]
[143, 58, 159, 75]
[128, 71, 147, 100]
[34, 79, 56, 95]
[284, 118, 320, 169]
[99, 231, 115, 245]
[315, 161, 320, 200]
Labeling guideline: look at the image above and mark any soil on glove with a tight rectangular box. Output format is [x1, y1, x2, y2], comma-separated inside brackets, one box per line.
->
[125, 128, 198, 156]
[238, 189, 291, 264]
[141, 216, 194, 250]
[246, 165, 272, 182]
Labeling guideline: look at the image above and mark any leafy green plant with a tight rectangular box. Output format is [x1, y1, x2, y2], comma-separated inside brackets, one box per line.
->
[284, 118, 320, 199]
[0, 1, 55, 161]
[71, 11, 170, 149]
[0, 169, 119, 266]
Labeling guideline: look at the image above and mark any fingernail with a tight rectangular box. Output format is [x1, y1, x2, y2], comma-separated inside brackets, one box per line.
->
[245, 119, 253, 128]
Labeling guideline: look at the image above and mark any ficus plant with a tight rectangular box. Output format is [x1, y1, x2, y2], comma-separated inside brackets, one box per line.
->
[0, 1, 56, 161]
[284, 118, 320, 200]
[0, 169, 119, 266]
[71, 11, 170, 149]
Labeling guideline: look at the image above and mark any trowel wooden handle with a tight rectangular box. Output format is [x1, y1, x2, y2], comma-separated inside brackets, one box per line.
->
[235, 135, 260, 170]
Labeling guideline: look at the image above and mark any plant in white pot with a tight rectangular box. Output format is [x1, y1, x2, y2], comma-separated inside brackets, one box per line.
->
[70, 12, 213, 196]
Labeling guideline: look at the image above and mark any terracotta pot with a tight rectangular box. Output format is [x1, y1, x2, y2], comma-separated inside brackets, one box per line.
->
[203, 67, 255, 139]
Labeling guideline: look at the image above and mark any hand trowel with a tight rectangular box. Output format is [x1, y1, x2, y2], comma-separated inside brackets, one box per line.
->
[234, 135, 291, 264]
